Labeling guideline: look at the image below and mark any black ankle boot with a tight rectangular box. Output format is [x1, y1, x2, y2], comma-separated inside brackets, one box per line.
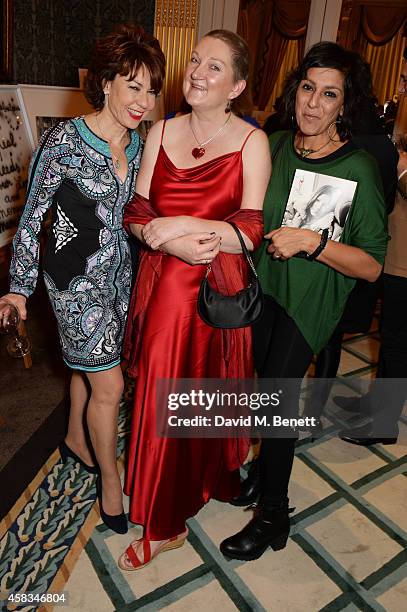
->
[220, 499, 293, 561]
[230, 460, 260, 507]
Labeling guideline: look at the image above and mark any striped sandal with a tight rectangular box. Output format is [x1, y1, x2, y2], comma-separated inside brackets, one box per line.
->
[118, 528, 189, 571]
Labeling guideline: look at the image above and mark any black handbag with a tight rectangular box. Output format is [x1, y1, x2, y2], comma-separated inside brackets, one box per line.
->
[197, 221, 264, 328]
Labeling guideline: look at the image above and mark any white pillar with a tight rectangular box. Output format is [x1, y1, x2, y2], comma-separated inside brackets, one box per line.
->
[305, 0, 343, 52]
[198, 0, 240, 40]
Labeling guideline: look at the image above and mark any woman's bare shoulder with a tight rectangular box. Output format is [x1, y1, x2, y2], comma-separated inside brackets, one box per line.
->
[163, 113, 190, 134]
[231, 116, 266, 145]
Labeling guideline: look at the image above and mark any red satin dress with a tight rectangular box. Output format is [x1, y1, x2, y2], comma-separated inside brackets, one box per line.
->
[123, 124, 263, 540]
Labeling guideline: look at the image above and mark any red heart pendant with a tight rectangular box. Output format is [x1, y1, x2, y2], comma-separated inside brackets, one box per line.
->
[192, 147, 205, 159]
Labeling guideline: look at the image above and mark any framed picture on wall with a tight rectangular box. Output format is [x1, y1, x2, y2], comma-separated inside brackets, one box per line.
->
[36, 116, 70, 141]
[0, 85, 32, 248]
[16, 85, 93, 148]
[0, 0, 13, 82]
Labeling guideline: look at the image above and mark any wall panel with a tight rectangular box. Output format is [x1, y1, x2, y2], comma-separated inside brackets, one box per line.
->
[13, 0, 155, 87]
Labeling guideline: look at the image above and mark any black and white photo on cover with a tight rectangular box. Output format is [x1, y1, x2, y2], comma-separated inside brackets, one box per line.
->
[281, 169, 357, 241]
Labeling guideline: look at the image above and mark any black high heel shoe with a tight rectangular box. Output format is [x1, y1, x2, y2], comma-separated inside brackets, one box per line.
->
[220, 498, 294, 561]
[59, 440, 99, 475]
[96, 476, 128, 534]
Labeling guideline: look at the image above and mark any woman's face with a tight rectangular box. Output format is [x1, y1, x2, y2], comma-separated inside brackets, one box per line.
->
[295, 67, 345, 137]
[104, 65, 157, 129]
[308, 192, 333, 217]
[183, 36, 245, 111]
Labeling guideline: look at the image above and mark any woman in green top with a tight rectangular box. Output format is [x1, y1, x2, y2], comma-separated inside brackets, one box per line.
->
[220, 42, 387, 561]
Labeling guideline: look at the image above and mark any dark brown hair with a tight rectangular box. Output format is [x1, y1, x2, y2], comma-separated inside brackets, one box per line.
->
[280, 42, 377, 140]
[205, 29, 253, 116]
[85, 24, 166, 110]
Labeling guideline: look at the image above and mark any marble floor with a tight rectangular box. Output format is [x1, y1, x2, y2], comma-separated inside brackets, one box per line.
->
[1, 329, 406, 612]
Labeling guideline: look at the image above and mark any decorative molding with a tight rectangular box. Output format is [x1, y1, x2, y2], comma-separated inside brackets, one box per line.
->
[197, 0, 239, 39]
[155, 0, 198, 28]
[155, 0, 199, 113]
[305, 0, 343, 51]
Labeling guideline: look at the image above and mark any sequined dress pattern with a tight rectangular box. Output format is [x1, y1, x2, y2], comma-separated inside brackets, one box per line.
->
[10, 118, 142, 371]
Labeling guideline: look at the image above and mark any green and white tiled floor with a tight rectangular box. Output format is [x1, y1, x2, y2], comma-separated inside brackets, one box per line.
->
[1, 329, 406, 611]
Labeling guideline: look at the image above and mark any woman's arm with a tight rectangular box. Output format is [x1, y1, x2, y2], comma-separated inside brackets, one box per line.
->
[127, 120, 164, 242]
[317, 240, 382, 281]
[8, 123, 69, 301]
[266, 227, 381, 281]
[267, 148, 387, 283]
[142, 128, 271, 252]
[159, 233, 221, 265]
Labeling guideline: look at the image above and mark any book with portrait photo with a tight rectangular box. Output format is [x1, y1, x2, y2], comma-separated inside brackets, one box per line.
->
[281, 169, 357, 242]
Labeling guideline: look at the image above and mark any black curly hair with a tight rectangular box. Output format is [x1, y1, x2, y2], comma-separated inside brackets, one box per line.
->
[279, 42, 377, 140]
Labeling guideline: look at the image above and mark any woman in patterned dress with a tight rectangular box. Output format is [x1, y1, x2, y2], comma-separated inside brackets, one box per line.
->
[0, 25, 165, 533]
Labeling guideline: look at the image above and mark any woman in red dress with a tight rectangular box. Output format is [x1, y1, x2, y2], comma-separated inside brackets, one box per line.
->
[118, 30, 271, 570]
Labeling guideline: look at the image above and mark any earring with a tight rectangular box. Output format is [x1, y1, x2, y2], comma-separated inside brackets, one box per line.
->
[328, 120, 341, 141]
[225, 99, 232, 114]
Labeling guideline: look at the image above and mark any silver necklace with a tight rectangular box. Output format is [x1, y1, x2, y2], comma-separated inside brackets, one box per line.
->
[95, 113, 124, 170]
[190, 112, 232, 159]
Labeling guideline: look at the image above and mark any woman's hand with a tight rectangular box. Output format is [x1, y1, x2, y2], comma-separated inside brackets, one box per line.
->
[142, 217, 188, 249]
[266, 227, 382, 281]
[0, 293, 27, 323]
[161, 233, 221, 265]
[265, 227, 320, 260]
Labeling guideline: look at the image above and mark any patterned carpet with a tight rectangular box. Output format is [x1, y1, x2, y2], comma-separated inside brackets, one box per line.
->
[1, 328, 406, 612]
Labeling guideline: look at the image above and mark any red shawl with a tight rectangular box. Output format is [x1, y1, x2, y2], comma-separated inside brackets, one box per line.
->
[123, 193, 264, 377]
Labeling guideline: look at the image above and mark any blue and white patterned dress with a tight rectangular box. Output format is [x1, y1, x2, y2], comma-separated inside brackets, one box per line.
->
[10, 117, 142, 371]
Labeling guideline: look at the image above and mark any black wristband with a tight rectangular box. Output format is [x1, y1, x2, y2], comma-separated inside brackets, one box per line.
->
[306, 228, 329, 260]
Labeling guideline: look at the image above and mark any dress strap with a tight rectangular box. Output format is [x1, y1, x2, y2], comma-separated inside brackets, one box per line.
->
[241, 129, 257, 151]
[160, 120, 167, 146]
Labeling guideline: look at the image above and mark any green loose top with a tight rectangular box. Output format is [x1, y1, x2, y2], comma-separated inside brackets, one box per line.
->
[255, 131, 388, 354]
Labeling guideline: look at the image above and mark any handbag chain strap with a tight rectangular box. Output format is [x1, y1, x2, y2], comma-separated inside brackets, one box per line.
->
[228, 221, 258, 278]
[204, 222, 258, 278]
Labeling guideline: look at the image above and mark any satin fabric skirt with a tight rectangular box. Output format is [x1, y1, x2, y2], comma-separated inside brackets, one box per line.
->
[124, 256, 246, 540]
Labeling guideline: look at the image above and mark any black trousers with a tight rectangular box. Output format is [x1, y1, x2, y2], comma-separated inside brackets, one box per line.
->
[308, 278, 381, 417]
[378, 273, 407, 379]
[308, 274, 407, 430]
[303, 327, 344, 419]
[369, 273, 407, 433]
[253, 296, 313, 504]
